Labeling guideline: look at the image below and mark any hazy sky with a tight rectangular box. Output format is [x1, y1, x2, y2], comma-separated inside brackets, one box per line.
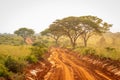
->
[0, 0, 120, 33]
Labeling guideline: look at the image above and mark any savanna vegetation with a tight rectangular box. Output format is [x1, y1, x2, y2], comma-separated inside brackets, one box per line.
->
[0, 28, 48, 79]
[0, 15, 120, 79]
[41, 15, 120, 60]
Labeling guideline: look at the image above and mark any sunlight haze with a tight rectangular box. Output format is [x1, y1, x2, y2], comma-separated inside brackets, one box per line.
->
[0, 0, 120, 33]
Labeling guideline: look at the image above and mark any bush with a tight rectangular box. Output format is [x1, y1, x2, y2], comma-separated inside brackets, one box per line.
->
[32, 41, 47, 47]
[0, 54, 6, 65]
[26, 55, 38, 63]
[26, 41, 48, 63]
[82, 47, 96, 55]
[31, 42, 47, 59]
[75, 47, 96, 55]
[31, 46, 47, 59]
[0, 64, 9, 78]
[105, 47, 116, 52]
[5, 56, 25, 73]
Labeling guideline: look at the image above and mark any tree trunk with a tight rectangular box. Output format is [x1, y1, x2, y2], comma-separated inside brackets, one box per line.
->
[55, 39, 58, 46]
[69, 36, 77, 49]
[71, 40, 76, 49]
[72, 42, 76, 49]
[83, 38, 87, 47]
[55, 37, 59, 46]
[23, 37, 26, 44]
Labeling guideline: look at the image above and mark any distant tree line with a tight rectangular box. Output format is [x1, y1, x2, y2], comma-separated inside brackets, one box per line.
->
[0, 15, 111, 47]
[14, 27, 35, 43]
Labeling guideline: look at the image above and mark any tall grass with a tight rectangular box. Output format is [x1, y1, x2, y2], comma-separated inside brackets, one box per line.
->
[74, 47, 120, 61]
[95, 47, 120, 60]
[0, 45, 30, 58]
[0, 45, 31, 79]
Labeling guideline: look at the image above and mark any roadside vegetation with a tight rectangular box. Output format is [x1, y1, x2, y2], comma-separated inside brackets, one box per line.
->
[0, 45, 30, 79]
[0, 30, 48, 80]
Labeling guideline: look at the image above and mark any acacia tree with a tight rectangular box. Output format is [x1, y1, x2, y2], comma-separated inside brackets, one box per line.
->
[14, 27, 35, 43]
[41, 22, 63, 46]
[55, 17, 84, 48]
[79, 16, 112, 47]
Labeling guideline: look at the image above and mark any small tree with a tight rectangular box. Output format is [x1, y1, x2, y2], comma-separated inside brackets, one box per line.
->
[79, 16, 112, 47]
[14, 27, 35, 43]
[41, 22, 63, 46]
[55, 17, 84, 49]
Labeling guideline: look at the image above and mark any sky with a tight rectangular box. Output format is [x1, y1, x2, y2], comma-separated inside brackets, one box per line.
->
[0, 0, 120, 33]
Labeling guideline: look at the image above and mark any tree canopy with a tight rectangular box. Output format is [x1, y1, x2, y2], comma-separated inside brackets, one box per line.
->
[14, 27, 35, 43]
[41, 22, 63, 46]
[55, 17, 84, 48]
[41, 15, 112, 48]
[79, 15, 112, 47]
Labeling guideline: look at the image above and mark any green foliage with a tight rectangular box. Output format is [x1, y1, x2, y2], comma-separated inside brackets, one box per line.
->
[0, 45, 30, 79]
[57, 17, 84, 48]
[27, 41, 48, 63]
[75, 47, 120, 61]
[0, 54, 6, 65]
[83, 48, 96, 55]
[0, 64, 9, 77]
[41, 23, 63, 46]
[45, 15, 111, 48]
[79, 16, 111, 47]
[31, 42, 47, 59]
[26, 55, 38, 63]
[95, 47, 120, 60]
[105, 47, 116, 52]
[0, 45, 30, 58]
[0, 34, 23, 45]
[5, 56, 26, 73]
[32, 41, 47, 47]
[14, 27, 35, 43]
[14, 27, 35, 38]
[75, 47, 96, 55]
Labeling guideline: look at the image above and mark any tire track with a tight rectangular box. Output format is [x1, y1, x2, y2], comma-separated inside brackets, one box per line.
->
[44, 47, 117, 80]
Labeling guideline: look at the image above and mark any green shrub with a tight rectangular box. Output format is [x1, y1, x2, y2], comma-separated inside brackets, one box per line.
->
[0, 34, 23, 45]
[75, 47, 96, 55]
[105, 47, 116, 52]
[32, 41, 47, 47]
[0, 64, 9, 77]
[26, 41, 48, 63]
[83, 48, 96, 55]
[26, 55, 38, 63]
[31, 46, 47, 59]
[0, 54, 6, 64]
[5, 56, 25, 73]
[31, 42, 47, 59]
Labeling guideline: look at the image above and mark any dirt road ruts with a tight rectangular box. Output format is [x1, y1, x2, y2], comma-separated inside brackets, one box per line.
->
[44, 47, 118, 80]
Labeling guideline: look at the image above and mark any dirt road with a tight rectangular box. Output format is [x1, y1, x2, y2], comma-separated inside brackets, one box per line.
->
[44, 47, 118, 80]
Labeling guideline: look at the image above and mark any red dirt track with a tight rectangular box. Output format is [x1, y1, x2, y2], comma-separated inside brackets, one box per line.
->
[25, 47, 120, 80]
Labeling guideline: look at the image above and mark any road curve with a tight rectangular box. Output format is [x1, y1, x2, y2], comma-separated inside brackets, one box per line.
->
[44, 47, 118, 80]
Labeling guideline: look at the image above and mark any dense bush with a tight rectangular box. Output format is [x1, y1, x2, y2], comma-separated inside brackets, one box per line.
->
[26, 55, 38, 63]
[105, 47, 116, 52]
[0, 64, 9, 78]
[27, 41, 48, 63]
[75, 47, 96, 55]
[0, 54, 6, 65]
[82, 47, 96, 55]
[0, 34, 23, 45]
[5, 56, 26, 73]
